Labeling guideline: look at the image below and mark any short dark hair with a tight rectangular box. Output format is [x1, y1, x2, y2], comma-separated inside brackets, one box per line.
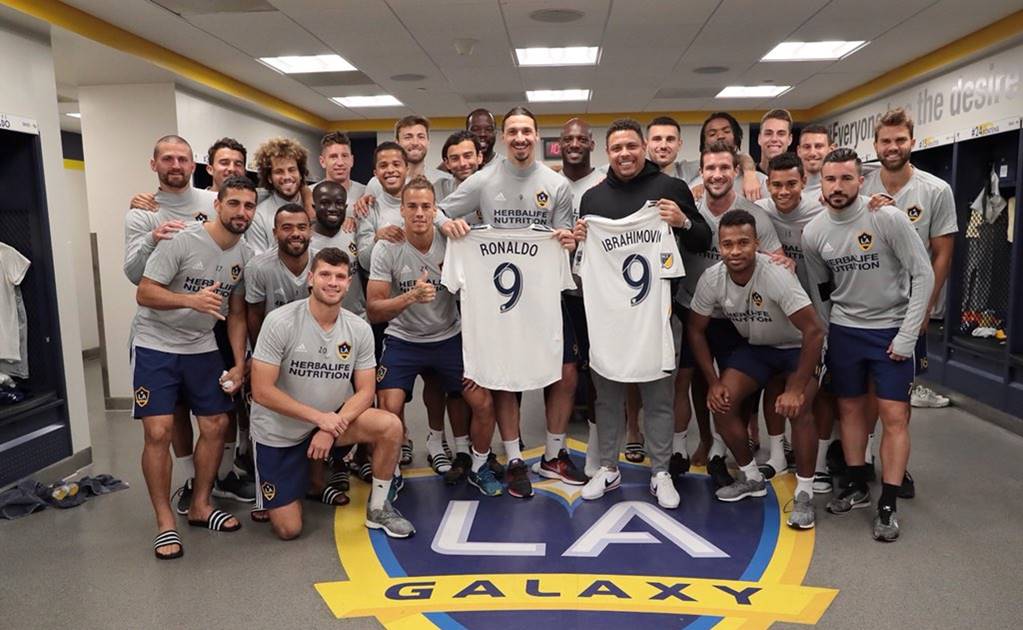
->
[153, 134, 191, 159]
[767, 152, 804, 177]
[374, 141, 408, 165]
[700, 139, 738, 169]
[206, 137, 246, 165]
[313, 179, 345, 198]
[273, 202, 308, 227]
[799, 123, 832, 144]
[700, 112, 743, 152]
[874, 107, 914, 141]
[647, 116, 680, 133]
[320, 131, 352, 151]
[311, 247, 351, 273]
[606, 118, 644, 143]
[823, 147, 862, 174]
[466, 108, 495, 129]
[442, 131, 481, 159]
[502, 106, 537, 131]
[401, 174, 436, 203]
[719, 208, 757, 236]
[761, 108, 793, 128]
[395, 115, 430, 137]
[218, 175, 256, 200]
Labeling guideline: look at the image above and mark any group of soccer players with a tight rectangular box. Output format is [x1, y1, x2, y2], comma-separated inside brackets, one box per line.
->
[125, 103, 952, 560]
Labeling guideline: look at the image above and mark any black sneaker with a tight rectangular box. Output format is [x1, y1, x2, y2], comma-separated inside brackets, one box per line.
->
[707, 456, 734, 489]
[487, 452, 506, 478]
[872, 505, 900, 542]
[444, 452, 472, 485]
[173, 479, 193, 516]
[504, 458, 533, 498]
[668, 452, 690, 478]
[898, 470, 915, 499]
[213, 471, 256, 503]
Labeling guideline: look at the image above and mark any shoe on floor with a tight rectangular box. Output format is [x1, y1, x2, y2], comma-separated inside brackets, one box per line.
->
[444, 452, 471, 485]
[812, 471, 833, 494]
[365, 501, 415, 538]
[899, 470, 916, 499]
[428, 452, 452, 475]
[910, 384, 949, 408]
[650, 471, 680, 509]
[707, 455, 734, 489]
[872, 505, 900, 542]
[467, 465, 503, 497]
[716, 476, 767, 502]
[487, 452, 506, 478]
[387, 474, 404, 504]
[504, 458, 533, 498]
[826, 485, 870, 514]
[399, 439, 414, 467]
[787, 491, 815, 529]
[212, 471, 256, 503]
[581, 467, 621, 500]
[538, 449, 587, 485]
[668, 452, 690, 478]
[173, 479, 193, 516]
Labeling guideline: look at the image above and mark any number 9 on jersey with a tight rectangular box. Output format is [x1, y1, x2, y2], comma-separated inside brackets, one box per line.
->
[493, 262, 522, 313]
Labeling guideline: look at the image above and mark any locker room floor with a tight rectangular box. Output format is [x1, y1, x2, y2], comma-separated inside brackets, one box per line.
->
[1, 357, 1021, 629]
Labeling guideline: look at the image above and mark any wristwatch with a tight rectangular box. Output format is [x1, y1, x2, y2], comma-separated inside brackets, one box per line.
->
[681, 216, 692, 230]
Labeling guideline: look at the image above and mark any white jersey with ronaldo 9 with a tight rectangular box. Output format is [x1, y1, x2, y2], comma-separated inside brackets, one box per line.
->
[441, 226, 576, 391]
[578, 202, 684, 382]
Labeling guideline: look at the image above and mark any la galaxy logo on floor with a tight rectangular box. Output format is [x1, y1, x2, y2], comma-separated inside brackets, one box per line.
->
[315, 440, 837, 628]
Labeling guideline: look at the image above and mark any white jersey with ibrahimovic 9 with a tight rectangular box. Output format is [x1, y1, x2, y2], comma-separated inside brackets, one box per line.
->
[578, 202, 684, 382]
[249, 298, 375, 447]
[691, 254, 811, 349]
[441, 226, 576, 391]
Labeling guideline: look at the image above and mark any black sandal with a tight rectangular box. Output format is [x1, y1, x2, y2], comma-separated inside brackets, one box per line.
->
[153, 530, 183, 560]
[624, 441, 646, 463]
[187, 509, 241, 532]
[306, 486, 350, 506]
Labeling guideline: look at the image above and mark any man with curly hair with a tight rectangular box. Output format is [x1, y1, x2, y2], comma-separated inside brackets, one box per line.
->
[247, 137, 311, 254]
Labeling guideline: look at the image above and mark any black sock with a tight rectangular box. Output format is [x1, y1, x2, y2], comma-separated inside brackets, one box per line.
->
[847, 464, 869, 491]
[880, 483, 899, 511]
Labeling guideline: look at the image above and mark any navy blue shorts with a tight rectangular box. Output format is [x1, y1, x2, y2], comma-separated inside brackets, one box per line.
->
[825, 324, 914, 402]
[132, 347, 232, 418]
[254, 434, 313, 510]
[562, 300, 580, 365]
[726, 342, 802, 388]
[377, 334, 465, 397]
[915, 334, 928, 376]
[679, 312, 745, 370]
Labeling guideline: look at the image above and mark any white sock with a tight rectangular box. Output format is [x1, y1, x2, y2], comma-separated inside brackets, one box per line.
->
[471, 448, 490, 473]
[765, 433, 786, 471]
[815, 439, 831, 473]
[454, 435, 470, 456]
[709, 433, 726, 460]
[176, 454, 195, 480]
[545, 432, 565, 460]
[426, 429, 446, 458]
[369, 477, 389, 510]
[503, 439, 523, 463]
[672, 430, 688, 455]
[795, 474, 813, 497]
[740, 459, 764, 482]
[865, 432, 875, 464]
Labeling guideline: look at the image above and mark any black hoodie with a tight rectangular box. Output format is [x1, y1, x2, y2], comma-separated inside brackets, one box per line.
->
[579, 159, 711, 254]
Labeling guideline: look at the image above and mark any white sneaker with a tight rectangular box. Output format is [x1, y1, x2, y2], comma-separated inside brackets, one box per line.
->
[649, 471, 680, 509]
[910, 384, 950, 408]
[582, 466, 621, 500]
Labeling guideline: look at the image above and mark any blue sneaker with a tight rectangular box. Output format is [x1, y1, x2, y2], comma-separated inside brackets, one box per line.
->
[468, 465, 503, 497]
[387, 474, 404, 503]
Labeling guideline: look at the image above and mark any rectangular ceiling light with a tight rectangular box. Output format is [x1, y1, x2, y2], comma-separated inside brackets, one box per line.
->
[258, 54, 356, 74]
[331, 95, 403, 108]
[762, 40, 867, 62]
[65, 112, 81, 118]
[716, 85, 791, 98]
[516, 46, 600, 67]
[526, 89, 591, 103]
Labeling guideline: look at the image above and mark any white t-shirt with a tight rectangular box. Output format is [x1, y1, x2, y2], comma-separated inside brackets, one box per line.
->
[441, 226, 575, 391]
[577, 202, 684, 382]
[0, 243, 30, 361]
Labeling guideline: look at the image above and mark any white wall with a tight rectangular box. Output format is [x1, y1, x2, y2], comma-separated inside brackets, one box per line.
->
[175, 89, 323, 179]
[0, 23, 90, 453]
[820, 42, 1023, 158]
[80, 82, 179, 400]
[64, 165, 99, 350]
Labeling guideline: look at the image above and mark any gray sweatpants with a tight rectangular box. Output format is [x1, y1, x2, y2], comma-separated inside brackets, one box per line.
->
[593, 370, 675, 474]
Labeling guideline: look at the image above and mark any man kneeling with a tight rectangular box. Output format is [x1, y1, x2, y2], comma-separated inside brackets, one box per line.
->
[250, 247, 414, 539]
[688, 209, 825, 528]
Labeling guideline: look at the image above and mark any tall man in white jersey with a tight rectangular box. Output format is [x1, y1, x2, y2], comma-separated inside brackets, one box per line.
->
[863, 108, 957, 411]
[367, 177, 498, 492]
[133, 176, 255, 559]
[796, 124, 836, 202]
[688, 209, 825, 528]
[802, 149, 934, 542]
[250, 248, 414, 540]
[247, 137, 311, 255]
[439, 107, 583, 498]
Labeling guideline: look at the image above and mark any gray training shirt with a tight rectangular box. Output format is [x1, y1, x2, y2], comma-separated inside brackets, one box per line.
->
[801, 196, 935, 357]
[677, 195, 783, 313]
[369, 229, 459, 343]
[244, 248, 313, 313]
[123, 187, 217, 285]
[246, 190, 302, 256]
[249, 299, 375, 447]
[756, 193, 824, 294]
[438, 159, 574, 230]
[134, 222, 250, 354]
[691, 253, 812, 349]
[310, 229, 365, 318]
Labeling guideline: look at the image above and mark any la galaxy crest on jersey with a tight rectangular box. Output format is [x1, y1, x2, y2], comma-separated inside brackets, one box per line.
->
[193, 211, 209, 223]
[857, 231, 874, 251]
[337, 341, 352, 360]
[230, 263, 242, 282]
[751, 291, 764, 308]
[314, 440, 838, 627]
[906, 205, 923, 222]
[535, 189, 550, 209]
